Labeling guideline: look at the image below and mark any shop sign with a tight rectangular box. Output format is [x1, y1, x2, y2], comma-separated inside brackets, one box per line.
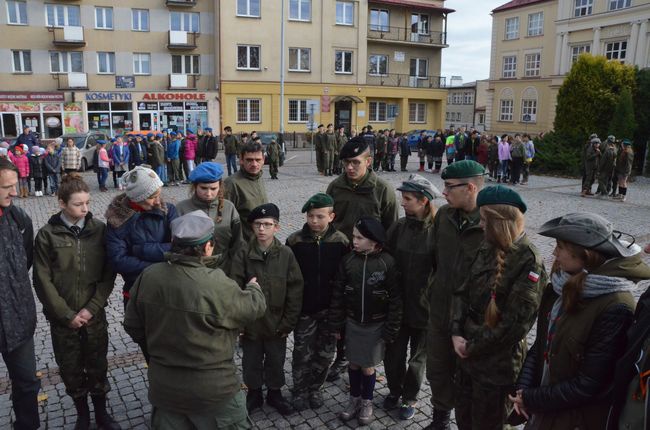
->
[142, 93, 206, 101]
[0, 92, 64, 102]
[159, 102, 184, 112]
[184, 102, 208, 111]
[45, 116, 61, 127]
[85, 92, 133, 101]
[137, 102, 159, 111]
[115, 76, 135, 89]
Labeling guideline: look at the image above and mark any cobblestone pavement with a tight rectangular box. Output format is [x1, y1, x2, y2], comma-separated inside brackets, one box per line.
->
[2, 150, 649, 429]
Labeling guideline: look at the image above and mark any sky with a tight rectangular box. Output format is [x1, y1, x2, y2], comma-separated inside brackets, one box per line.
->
[440, 0, 507, 84]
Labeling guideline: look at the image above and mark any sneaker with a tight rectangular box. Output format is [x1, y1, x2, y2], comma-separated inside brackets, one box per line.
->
[339, 396, 361, 421]
[357, 399, 374, 425]
[382, 393, 400, 410]
[308, 391, 324, 409]
[399, 403, 416, 420]
[293, 395, 309, 412]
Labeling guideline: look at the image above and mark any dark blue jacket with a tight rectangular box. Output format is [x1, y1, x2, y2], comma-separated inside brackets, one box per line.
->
[111, 143, 130, 167]
[16, 132, 38, 150]
[44, 152, 61, 174]
[128, 141, 147, 168]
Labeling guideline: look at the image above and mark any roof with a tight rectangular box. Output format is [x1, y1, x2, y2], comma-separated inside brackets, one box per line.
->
[369, 0, 455, 14]
[492, 0, 551, 13]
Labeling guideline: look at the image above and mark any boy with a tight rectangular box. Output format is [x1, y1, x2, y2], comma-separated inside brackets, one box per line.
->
[286, 193, 349, 411]
[230, 203, 304, 416]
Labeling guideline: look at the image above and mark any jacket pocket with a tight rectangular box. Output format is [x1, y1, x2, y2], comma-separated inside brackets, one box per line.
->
[266, 276, 286, 314]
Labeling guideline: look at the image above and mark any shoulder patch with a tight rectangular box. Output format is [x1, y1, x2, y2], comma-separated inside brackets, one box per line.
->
[527, 271, 540, 282]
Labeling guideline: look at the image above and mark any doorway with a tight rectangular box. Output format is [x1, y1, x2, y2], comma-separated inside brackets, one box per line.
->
[334, 101, 352, 134]
[139, 112, 158, 131]
[1, 113, 18, 137]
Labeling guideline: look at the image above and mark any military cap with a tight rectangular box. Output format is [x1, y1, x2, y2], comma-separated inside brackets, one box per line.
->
[591, 137, 601, 144]
[110, 138, 117, 143]
[589, 133, 598, 139]
[397, 174, 441, 201]
[622, 139, 632, 146]
[440, 160, 486, 180]
[224, 126, 232, 131]
[317, 124, 324, 128]
[188, 162, 224, 183]
[339, 136, 369, 160]
[248, 203, 280, 223]
[301, 193, 334, 213]
[171, 210, 215, 246]
[355, 216, 386, 245]
[477, 185, 527, 214]
[607, 135, 616, 142]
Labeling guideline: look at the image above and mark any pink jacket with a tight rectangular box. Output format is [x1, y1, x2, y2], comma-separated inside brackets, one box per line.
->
[13, 153, 30, 178]
[498, 141, 511, 161]
[183, 135, 198, 160]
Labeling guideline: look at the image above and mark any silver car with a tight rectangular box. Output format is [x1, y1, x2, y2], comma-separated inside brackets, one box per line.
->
[60, 132, 110, 171]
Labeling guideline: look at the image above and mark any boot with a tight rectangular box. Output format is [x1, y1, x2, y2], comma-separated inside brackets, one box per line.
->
[423, 408, 451, 430]
[73, 396, 90, 430]
[339, 396, 361, 421]
[246, 388, 264, 413]
[418, 162, 425, 172]
[91, 395, 121, 430]
[326, 358, 348, 382]
[266, 389, 294, 416]
[357, 399, 374, 425]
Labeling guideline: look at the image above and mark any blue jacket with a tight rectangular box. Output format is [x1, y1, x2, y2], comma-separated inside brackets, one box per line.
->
[167, 139, 181, 160]
[111, 143, 130, 167]
[129, 141, 147, 167]
[104, 194, 177, 294]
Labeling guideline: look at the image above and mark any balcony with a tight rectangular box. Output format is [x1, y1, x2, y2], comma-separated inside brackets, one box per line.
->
[367, 26, 447, 47]
[169, 74, 198, 89]
[166, 0, 196, 7]
[367, 73, 446, 89]
[49, 26, 86, 47]
[168, 31, 198, 50]
[55, 72, 88, 90]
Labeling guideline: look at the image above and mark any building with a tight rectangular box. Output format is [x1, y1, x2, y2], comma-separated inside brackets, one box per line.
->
[219, 0, 453, 138]
[444, 79, 489, 131]
[486, 0, 650, 136]
[0, 0, 219, 138]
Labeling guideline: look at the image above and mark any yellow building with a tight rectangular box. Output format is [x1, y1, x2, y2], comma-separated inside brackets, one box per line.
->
[219, 0, 453, 136]
[486, 0, 650, 136]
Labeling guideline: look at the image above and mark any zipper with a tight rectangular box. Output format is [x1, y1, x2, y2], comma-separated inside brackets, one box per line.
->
[361, 254, 367, 322]
[316, 235, 321, 305]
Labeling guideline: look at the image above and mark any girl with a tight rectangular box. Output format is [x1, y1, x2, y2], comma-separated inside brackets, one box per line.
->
[450, 185, 545, 429]
[62, 137, 81, 174]
[13, 144, 30, 198]
[613, 139, 634, 202]
[32, 173, 119, 430]
[29, 146, 45, 197]
[96, 140, 110, 192]
[498, 134, 510, 183]
[510, 212, 650, 430]
[330, 216, 402, 426]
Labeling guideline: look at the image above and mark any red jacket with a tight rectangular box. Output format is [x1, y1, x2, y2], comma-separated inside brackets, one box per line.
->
[183, 135, 198, 160]
[13, 153, 30, 178]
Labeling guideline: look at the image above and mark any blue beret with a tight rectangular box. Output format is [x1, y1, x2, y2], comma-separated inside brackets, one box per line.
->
[477, 185, 527, 214]
[204, 127, 213, 132]
[169, 131, 178, 136]
[147, 132, 154, 136]
[188, 162, 224, 183]
[110, 138, 117, 143]
[96, 139, 106, 145]
[155, 133, 163, 139]
[186, 129, 195, 135]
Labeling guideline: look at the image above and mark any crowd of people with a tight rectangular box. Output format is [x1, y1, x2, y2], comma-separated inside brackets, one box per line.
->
[581, 134, 635, 201]
[0, 126, 649, 430]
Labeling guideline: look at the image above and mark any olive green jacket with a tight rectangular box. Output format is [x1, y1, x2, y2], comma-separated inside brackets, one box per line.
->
[585, 145, 600, 171]
[33, 213, 116, 327]
[223, 134, 239, 156]
[223, 170, 268, 242]
[230, 238, 304, 340]
[598, 145, 617, 176]
[124, 254, 266, 414]
[315, 131, 325, 151]
[336, 134, 348, 154]
[325, 132, 337, 152]
[267, 142, 281, 162]
[615, 149, 634, 177]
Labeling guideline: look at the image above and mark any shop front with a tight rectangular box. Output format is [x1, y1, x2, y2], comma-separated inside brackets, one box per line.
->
[136, 92, 210, 133]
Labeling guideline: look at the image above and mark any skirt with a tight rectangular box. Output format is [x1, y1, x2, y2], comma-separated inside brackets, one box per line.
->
[344, 318, 385, 368]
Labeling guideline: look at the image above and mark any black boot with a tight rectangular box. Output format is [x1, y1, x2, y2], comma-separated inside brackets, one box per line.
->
[326, 358, 348, 382]
[266, 389, 294, 416]
[246, 388, 264, 413]
[423, 408, 451, 430]
[91, 395, 121, 430]
[73, 396, 90, 430]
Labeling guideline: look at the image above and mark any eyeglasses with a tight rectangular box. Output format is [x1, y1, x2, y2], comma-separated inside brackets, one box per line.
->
[342, 159, 365, 167]
[443, 182, 468, 191]
[253, 221, 276, 230]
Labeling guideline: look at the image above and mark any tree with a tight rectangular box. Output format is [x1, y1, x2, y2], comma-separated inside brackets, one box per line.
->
[609, 86, 636, 140]
[633, 68, 650, 175]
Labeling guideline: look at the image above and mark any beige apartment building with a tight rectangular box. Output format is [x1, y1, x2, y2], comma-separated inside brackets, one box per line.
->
[444, 79, 489, 131]
[219, 0, 453, 135]
[486, 0, 650, 136]
[0, 0, 218, 138]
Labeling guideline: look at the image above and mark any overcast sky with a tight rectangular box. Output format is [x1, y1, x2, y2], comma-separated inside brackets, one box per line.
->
[441, 0, 506, 84]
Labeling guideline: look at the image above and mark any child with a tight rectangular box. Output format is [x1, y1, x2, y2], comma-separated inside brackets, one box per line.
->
[62, 137, 81, 174]
[398, 133, 411, 172]
[498, 135, 510, 183]
[230, 203, 304, 416]
[29, 146, 45, 197]
[13, 145, 30, 198]
[44, 144, 61, 196]
[330, 216, 402, 426]
[286, 193, 349, 411]
[32, 173, 119, 430]
[613, 139, 634, 202]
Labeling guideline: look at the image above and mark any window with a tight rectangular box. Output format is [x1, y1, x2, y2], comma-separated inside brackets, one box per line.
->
[499, 99, 514, 121]
[97, 52, 115, 74]
[49, 51, 83, 73]
[446, 112, 450, 120]
[289, 0, 311, 21]
[609, 0, 631, 10]
[503, 56, 517, 78]
[409, 103, 426, 123]
[521, 99, 537, 122]
[95, 7, 113, 29]
[237, 45, 260, 70]
[335, 50, 352, 74]
[132, 9, 149, 31]
[527, 12, 543, 36]
[605, 41, 627, 62]
[45, 4, 81, 27]
[463, 92, 474, 104]
[369, 102, 387, 122]
[133, 53, 151, 75]
[479, 113, 485, 124]
[411, 13, 429, 34]
[571, 44, 591, 62]
[369, 9, 389, 31]
[170, 12, 199, 32]
[574, 0, 593, 17]
[12, 50, 31, 73]
[336, 1, 354, 25]
[452, 93, 462, 104]
[524, 53, 541, 77]
[237, 0, 260, 18]
[237, 99, 260, 123]
[289, 100, 308, 122]
[289, 48, 310, 72]
[172, 54, 200, 74]
[410, 58, 428, 77]
[7, 1, 27, 25]
[368, 55, 388, 76]
[505, 17, 519, 40]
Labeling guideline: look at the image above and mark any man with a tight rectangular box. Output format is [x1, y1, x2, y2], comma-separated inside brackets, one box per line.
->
[324, 124, 337, 176]
[582, 137, 601, 196]
[454, 127, 468, 161]
[362, 126, 376, 171]
[465, 130, 480, 162]
[202, 128, 218, 163]
[129, 134, 147, 170]
[124, 210, 266, 429]
[224, 141, 269, 242]
[0, 158, 40, 430]
[425, 160, 486, 430]
[223, 126, 239, 176]
[314, 124, 326, 175]
[16, 125, 39, 151]
[334, 125, 347, 175]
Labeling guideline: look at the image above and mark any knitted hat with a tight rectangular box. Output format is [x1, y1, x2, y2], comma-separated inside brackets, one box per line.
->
[122, 166, 163, 202]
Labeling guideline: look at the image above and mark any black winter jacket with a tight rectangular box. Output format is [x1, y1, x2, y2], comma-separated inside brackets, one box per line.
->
[432, 138, 445, 157]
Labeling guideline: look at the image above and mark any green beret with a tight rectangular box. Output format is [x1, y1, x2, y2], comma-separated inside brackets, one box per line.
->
[477, 185, 527, 213]
[440, 160, 486, 180]
[302, 193, 334, 213]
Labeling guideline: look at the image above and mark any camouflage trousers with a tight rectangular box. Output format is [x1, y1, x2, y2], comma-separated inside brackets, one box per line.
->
[454, 366, 514, 430]
[291, 310, 336, 397]
[50, 311, 110, 399]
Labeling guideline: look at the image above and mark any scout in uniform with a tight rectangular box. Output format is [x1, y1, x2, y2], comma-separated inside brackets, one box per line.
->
[124, 211, 267, 430]
[315, 124, 325, 175]
[286, 193, 349, 411]
[581, 137, 601, 196]
[324, 124, 337, 176]
[230, 203, 304, 416]
[267, 140, 281, 180]
[334, 125, 347, 175]
[597, 135, 617, 197]
[613, 139, 634, 202]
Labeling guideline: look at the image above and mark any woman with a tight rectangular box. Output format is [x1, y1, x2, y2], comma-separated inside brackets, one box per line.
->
[498, 135, 510, 183]
[62, 137, 81, 174]
[510, 212, 649, 430]
[96, 140, 110, 192]
[613, 139, 634, 202]
[175, 162, 244, 275]
[450, 185, 545, 429]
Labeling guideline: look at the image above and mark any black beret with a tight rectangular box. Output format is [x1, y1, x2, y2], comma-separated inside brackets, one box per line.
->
[476, 185, 527, 213]
[247, 203, 280, 223]
[355, 216, 386, 245]
[339, 136, 369, 160]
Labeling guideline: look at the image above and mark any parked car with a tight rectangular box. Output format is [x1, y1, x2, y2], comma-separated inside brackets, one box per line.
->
[405, 129, 437, 150]
[59, 132, 110, 171]
[257, 132, 286, 166]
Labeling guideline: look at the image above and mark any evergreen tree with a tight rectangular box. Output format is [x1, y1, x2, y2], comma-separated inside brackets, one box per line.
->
[609, 86, 636, 140]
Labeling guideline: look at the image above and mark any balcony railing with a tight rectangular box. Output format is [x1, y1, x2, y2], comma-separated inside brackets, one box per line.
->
[49, 26, 86, 47]
[55, 72, 88, 90]
[168, 31, 198, 50]
[166, 0, 196, 7]
[367, 73, 446, 89]
[367, 26, 447, 46]
[169, 74, 198, 89]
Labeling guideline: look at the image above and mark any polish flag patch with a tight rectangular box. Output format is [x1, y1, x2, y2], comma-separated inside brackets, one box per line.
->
[528, 271, 540, 282]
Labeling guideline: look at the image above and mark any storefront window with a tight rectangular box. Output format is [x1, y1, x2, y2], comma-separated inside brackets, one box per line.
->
[184, 101, 208, 132]
[0, 101, 70, 138]
[135, 98, 208, 133]
[88, 102, 133, 136]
